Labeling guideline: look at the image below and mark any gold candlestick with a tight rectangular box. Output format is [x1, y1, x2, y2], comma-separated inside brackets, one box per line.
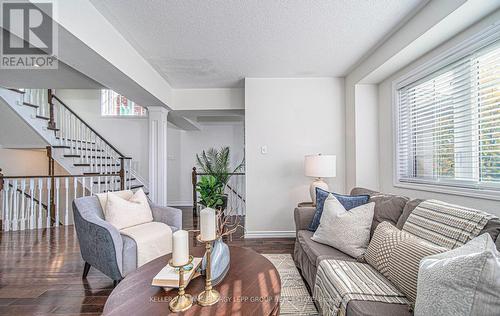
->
[168, 255, 194, 313]
[197, 235, 220, 306]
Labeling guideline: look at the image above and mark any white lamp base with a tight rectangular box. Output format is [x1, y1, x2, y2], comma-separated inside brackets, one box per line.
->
[310, 178, 329, 204]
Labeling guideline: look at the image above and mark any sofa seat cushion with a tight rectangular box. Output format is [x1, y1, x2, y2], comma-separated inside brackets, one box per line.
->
[346, 300, 413, 316]
[314, 259, 410, 316]
[297, 230, 355, 267]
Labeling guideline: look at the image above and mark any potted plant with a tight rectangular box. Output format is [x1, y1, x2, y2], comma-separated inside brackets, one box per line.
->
[196, 147, 244, 209]
[195, 175, 224, 209]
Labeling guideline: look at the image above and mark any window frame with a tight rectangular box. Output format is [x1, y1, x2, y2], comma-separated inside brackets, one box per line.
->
[392, 25, 500, 201]
[100, 90, 148, 118]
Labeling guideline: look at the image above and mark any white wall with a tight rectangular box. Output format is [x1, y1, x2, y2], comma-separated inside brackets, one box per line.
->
[172, 89, 244, 110]
[0, 149, 49, 176]
[167, 120, 245, 206]
[245, 78, 345, 237]
[377, 11, 500, 215]
[56, 89, 150, 182]
[354, 84, 379, 190]
[344, 1, 496, 191]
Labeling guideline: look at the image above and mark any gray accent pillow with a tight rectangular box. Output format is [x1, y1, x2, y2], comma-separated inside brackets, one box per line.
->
[415, 233, 500, 316]
[311, 194, 375, 258]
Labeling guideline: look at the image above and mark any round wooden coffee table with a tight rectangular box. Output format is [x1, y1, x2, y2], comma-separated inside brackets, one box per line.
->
[103, 246, 281, 315]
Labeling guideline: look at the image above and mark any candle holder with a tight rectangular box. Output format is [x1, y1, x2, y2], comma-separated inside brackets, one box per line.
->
[168, 255, 194, 313]
[196, 235, 220, 306]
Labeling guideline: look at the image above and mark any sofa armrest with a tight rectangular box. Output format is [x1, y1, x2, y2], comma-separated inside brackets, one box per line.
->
[151, 204, 182, 232]
[294, 207, 316, 231]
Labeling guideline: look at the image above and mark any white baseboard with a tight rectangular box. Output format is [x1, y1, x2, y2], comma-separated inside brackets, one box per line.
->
[244, 230, 295, 238]
[167, 201, 193, 207]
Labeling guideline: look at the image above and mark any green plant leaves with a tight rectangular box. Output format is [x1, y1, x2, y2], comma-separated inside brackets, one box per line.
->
[196, 175, 224, 209]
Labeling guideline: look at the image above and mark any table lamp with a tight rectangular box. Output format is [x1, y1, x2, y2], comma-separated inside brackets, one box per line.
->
[304, 154, 336, 204]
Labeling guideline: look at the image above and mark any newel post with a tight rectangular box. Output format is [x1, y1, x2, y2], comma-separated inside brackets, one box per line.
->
[0, 168, 4, 191]
[192, 167, 197, 215]
[119, 158, 125, 190]
[47, 89, 56, 129]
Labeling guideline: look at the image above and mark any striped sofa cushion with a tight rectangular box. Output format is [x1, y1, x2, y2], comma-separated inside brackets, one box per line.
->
[314, 259, 409, 316]
[402, 199, 494, 249]
[364, 221, 413, 278]
[387, 237, 447, 302]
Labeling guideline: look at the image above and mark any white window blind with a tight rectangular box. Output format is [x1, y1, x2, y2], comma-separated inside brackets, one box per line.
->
[396, 38, 500, 192]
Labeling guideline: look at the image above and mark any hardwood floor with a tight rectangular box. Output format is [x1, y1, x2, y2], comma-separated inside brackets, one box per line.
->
[0, 208, 295, 315]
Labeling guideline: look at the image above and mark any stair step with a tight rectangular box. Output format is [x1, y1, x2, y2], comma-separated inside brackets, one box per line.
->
[74, 163, 90, 167]
[47, 127, 59, 131]
[52, 145, 104, 152]
[93, 164, 121, 167]
[81, 156, 115, 160]
[23, 102, 38, 108]
[56, 137, 96, 145]
[83, 172, 119, 175]
[94, 177, 136, 184]
[131, 184, 144, 190]
[36, 115, 49, 120]
[63, 154, 80, 158]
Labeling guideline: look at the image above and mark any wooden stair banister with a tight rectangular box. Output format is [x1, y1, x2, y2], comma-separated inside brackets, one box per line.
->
[52, 95, 130, 159]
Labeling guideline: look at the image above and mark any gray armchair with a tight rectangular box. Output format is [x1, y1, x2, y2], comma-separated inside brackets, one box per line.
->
[72, 196, 182, 285]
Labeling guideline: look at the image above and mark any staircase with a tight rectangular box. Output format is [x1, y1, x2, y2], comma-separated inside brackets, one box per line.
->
[0, 87, 148, 231]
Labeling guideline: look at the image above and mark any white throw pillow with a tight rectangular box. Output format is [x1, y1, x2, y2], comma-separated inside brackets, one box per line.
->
[311, 194, 374, 258]
[415, 233, 500, 316]
[96, 189, 133, 212]
[104, 189, 153, 230]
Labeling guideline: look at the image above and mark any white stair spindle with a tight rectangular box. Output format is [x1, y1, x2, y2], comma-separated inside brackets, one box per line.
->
[37, 178, 43, 229]
[82, 177, 86, 196]
[89, 176, 94, 195]
[20, 179, 26, 230]
[29, 179, 35, 229]
[128, 159, 132, 190]
[3, 179, 9, 231]
[46, 178, 51, 228]
[64, 177, 69, 226]
[74, 177, 78, 201]
[55, 178, 60, 226]
[97, 176, 101, 193]
[12, 179, 18, 231]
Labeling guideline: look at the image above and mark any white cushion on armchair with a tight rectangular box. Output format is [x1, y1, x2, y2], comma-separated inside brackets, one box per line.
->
[104, 189, 153, 230]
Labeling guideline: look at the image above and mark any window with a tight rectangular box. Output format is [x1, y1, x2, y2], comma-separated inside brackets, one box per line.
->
[396, 35, 499, 193]
[100, 90, 147, 117]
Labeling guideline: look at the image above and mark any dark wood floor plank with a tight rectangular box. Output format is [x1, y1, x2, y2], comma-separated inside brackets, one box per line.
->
[0, 207, 295, 315]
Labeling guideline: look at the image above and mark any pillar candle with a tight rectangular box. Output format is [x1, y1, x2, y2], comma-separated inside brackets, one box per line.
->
[172, 230, 189, 266]
[200, 208, 217, 241]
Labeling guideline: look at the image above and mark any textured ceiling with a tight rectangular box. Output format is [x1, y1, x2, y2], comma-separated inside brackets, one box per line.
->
[91, 0, 423, 88]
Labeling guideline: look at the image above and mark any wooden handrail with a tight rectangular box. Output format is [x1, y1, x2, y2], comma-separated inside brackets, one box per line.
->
[7, 88, 25, 94]
[194, 172, 246, 176]
[52, 95, 129, 158]
[0, 172, 120, 179]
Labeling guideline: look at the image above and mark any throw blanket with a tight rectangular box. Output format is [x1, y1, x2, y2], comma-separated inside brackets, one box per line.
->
[402, 199, 494, 249]
[120, 222, 172, 267]
[313, 260, 409, 316]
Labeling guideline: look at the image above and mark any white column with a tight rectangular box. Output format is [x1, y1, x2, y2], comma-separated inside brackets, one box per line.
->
[148, 106, 169, 206]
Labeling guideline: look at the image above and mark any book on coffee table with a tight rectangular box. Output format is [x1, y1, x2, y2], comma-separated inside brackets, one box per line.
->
[151, 257, 202, 289]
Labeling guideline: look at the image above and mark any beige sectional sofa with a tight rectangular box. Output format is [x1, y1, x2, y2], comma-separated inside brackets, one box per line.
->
[293, 187, 500, 316]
